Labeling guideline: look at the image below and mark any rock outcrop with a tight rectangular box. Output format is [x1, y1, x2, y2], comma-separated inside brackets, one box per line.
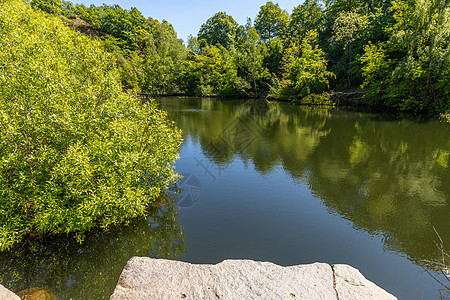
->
[0, 284, 20, 300]
[110, 258, 397, 300]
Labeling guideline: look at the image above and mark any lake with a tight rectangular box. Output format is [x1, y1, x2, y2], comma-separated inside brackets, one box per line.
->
[0, 97, 449, 299]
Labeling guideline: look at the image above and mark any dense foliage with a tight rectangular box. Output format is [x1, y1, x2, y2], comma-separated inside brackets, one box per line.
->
[30, 0, 450, 114]
[0, 0, 181, 250]
[273, 30, 335, 101]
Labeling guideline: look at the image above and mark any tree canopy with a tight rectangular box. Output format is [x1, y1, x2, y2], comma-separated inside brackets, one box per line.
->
[198, 12, 238, 48]
[255, 1, 290, 41]
[289, 0, 325, 41]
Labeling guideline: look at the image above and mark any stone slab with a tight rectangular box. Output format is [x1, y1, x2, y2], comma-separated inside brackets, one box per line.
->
[0, 284, 20, 300]
[110, 258, 397, 300]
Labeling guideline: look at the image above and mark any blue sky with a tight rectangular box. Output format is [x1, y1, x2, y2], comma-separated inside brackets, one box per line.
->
[72, 0, 302, 42]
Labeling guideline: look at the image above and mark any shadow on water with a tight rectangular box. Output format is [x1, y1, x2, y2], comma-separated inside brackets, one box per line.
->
[0, 194, 185, 299]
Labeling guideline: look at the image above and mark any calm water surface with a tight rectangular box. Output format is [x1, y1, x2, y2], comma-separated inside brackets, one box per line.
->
[0, 97, 449, 299]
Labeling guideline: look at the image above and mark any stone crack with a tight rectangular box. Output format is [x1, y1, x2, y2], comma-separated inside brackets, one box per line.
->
[331, 265, 340, 300]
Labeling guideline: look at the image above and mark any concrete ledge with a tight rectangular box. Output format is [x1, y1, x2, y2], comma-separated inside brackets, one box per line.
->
[110, 257, 397, 300]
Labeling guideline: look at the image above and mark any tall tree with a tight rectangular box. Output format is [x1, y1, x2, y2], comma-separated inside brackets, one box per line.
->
[324, 0, 391, 16]
[289, 0, 325, 41]
[384, 0, 450, 113]
[235, 19, 269, 96]
[95, 5, 150, 49]
[255, 1, 290, 41]
[185, 44, 249, 97]
[277, 30, 335, 100]
[359, 42, 391, 102]
[198, 12, 238, 48]
[331, 10, 369, 86]
[143, 21, 187, 94]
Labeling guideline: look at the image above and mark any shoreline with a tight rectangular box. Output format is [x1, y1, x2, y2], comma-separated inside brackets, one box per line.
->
[146, 93, 447, 121]
[0, 258, 398, 300]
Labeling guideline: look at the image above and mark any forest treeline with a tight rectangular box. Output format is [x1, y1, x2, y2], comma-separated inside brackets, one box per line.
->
[31, 0, 450, 115]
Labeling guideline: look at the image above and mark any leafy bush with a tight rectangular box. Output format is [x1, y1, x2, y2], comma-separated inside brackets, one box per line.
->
[30, 0, 63, 15]
[0, 0, 181, 250]
[273, 30, 335, 101]
[359, 42, 391, 104]
[385, 0, 450, 114]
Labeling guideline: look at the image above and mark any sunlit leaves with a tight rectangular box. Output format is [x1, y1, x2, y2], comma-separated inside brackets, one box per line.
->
[31, 0, 63, 15]
[332, 10, 369, 48]
[0, 0, 181, 250]
[143, 21, 187, 94]
[276, 30, 335, 101]
[359, 42, 391, 103]
[289, 0, 325, 42]
[198, 12, 238, 49]
[255, 1, 289, 41]
[385, 0, 450, 113]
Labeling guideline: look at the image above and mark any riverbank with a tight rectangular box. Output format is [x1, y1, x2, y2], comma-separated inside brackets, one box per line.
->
[139, 91, 367, 103]
[143, 91, 384, 110]
[0, 258, 397, 299]
[148, 92, 450, 122]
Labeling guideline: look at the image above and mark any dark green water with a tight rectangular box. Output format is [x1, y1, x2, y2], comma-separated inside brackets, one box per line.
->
[0, 97, 449, 299]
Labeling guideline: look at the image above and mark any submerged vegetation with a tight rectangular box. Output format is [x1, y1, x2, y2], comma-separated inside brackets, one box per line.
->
[0, 0, 181, 250]
[30, 0, 450, 116]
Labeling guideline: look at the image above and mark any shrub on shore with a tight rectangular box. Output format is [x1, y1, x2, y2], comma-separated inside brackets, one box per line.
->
[0, 0, 181, 250]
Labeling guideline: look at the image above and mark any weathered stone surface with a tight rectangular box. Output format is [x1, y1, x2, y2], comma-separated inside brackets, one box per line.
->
[0, 284, 20, 300]
[333, 264, 396, 300]
[110, 257, 397, 300]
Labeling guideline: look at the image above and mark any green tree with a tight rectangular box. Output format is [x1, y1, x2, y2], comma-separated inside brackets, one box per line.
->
[324, 0, 392, 17]
[331, 10, 369, 86]
[95, 5, 150, 50]
[115, 48, 145, 92]
[187, 35, 201, 54]
[384, 0, 450, 113]
[185, 45, 249, 97]
[359, 42, 391, 103]
[0, 0, 181, 250]
[289, 0, 325, 41]
[235, 20, 270, 96]
[255, 1, 290, 41]
[30, 0, 63, 14]
[263, 37, 285, 75]
[276, 30, 335, 101]
[198, 12, 238, 48]
[143, 20, 187, 94]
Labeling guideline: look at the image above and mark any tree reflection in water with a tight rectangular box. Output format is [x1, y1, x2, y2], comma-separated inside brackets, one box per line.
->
[161, 97, 450, 272]
[0, 194, 185, 299]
